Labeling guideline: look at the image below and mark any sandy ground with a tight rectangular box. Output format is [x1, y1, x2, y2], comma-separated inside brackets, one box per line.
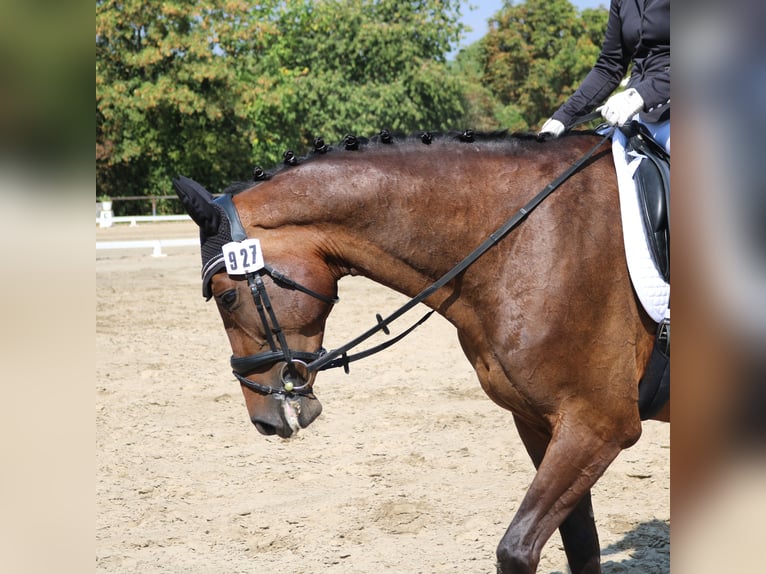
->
[96, 221, 669, 574]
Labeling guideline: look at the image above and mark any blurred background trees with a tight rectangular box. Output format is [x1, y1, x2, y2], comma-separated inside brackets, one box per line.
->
[96, 0, 607, 211]
[481, 0, 607, 130]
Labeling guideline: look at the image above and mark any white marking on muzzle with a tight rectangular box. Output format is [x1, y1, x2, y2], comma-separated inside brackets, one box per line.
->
[279, 396, 301, 436]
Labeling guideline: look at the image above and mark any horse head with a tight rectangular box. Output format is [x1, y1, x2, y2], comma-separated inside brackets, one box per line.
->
[173, 175, 335, 438]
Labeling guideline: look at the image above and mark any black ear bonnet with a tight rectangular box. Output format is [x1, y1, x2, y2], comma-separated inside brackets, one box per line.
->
[172, 176, 247, 300]
[199, 194, 248, 300]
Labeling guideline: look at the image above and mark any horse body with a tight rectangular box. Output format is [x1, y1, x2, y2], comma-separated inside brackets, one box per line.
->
[176, 132, 663, 574]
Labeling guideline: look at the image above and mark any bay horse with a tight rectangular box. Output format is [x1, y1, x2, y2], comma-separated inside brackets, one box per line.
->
[173, 130, 668, 574]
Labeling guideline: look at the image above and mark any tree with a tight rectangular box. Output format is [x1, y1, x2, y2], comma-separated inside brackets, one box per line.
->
[478, 0, 608, 130]
[233, 0, 469, 169]
[96, 0, 272, 202]
[96, 0, 468, 207]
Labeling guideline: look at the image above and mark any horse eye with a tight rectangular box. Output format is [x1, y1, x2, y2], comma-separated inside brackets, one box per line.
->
[218, 289, 238, 309]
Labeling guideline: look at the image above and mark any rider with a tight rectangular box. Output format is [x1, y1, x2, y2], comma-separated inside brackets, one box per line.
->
[538, 0, 670, 154]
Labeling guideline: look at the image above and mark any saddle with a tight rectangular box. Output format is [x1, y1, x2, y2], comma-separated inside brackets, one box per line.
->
[619, 122, 671, 419]
[621, 121, 670, 282]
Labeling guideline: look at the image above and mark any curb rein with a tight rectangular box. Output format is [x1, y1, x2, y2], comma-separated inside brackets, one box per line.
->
[216, 126, 614, 398]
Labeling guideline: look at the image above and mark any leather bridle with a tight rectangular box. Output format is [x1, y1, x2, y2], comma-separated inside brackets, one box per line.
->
[206, 194, 339, 398]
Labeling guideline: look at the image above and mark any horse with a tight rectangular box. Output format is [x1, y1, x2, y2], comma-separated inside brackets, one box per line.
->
[173, 130, 669, 574]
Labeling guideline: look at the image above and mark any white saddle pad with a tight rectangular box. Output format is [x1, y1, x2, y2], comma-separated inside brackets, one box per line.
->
[612, 129, 670, 323]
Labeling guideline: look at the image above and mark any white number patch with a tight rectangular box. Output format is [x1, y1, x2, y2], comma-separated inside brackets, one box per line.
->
[222, 238, 265, 275]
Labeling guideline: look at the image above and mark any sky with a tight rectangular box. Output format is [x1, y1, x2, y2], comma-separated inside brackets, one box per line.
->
[457, 0, 609, 49]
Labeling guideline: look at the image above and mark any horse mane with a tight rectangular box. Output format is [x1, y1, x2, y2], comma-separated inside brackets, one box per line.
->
[222, 128, 598, 196]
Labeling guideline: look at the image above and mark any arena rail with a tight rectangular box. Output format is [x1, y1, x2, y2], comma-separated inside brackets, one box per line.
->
[96, 214, 192, 226]
[96, 238, 198, 257]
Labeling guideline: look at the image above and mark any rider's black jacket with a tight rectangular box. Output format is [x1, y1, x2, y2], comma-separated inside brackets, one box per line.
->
[552, 0, 670, 127]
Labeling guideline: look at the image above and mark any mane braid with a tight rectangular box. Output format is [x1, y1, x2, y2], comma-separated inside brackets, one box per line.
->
[223, 128, 600, 196]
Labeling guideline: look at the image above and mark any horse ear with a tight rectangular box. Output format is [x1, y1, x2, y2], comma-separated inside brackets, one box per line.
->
[172, 176, 220, 236]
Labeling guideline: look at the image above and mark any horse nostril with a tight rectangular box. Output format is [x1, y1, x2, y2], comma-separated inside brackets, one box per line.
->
[253, 421, 277, 436]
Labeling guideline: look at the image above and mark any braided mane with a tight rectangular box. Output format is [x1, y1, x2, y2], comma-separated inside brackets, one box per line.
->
[223, 128, 595, 196]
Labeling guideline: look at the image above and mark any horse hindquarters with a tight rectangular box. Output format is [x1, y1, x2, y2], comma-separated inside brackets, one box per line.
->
[496, 412, 640, 574]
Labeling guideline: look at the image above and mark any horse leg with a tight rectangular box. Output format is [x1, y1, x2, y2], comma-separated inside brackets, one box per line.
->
[496, 412, 638, 574]
[557, 492, 601, 573]
[511, 416, 601, 574]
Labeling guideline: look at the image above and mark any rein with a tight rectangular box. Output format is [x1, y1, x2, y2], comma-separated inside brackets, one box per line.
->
[216, 129, 613, 396]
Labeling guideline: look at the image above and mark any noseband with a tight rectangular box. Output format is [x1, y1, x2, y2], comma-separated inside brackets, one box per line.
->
[229, 268, 338, 397]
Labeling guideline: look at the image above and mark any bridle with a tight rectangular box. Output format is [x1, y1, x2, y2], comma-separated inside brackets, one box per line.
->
[208, 128, 613, 398]
[229, 268, 336, 397]
[207, 194, 436, 398]
[205, 194, 338, 398]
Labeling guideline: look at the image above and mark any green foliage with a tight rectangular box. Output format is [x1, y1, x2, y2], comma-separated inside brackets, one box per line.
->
[238, 0, 469, 168]
[96, 0, 268, 200]
[1, 1, 90, 170]
[477, 0, 608, 130]
[448, 43, 497, 131]
[96, 0, 467, 203]
[96, 0, 608, 208]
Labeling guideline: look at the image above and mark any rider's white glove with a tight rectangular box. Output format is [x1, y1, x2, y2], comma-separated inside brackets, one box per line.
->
[538, 118, 565, 139]
[597, 88, 644, 126]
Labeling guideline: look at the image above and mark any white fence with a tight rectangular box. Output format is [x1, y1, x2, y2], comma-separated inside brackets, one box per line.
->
[95, 238, 198, 257]
[96, 213, 191, 227]
[96, 201, 196, 256]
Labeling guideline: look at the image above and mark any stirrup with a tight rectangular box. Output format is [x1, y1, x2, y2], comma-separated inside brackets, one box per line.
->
[656, 316, 670, 356]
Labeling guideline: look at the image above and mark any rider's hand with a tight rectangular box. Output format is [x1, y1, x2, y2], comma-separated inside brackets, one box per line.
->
[597, 88, 644, 126]
[538, 118, 565, 139]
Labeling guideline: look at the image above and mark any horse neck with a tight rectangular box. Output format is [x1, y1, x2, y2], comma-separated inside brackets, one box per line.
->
[243, 147, 517, 305]
[237, 139, 606, 318]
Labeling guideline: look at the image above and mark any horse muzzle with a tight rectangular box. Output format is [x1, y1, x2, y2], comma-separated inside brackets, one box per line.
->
[250, 393, 323, 438]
